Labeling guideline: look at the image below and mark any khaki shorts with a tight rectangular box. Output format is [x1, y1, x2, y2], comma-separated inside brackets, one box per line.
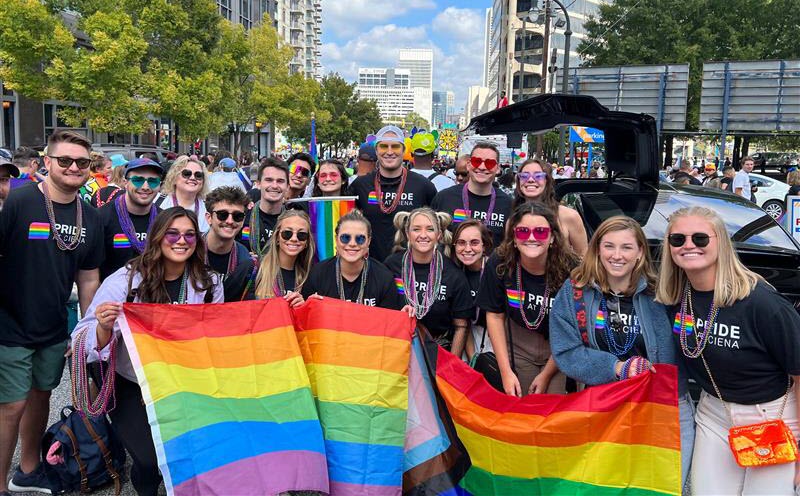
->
[0, 341, 68, 403]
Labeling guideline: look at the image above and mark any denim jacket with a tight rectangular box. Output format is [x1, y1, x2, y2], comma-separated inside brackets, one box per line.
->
[550, 277, 688, 396]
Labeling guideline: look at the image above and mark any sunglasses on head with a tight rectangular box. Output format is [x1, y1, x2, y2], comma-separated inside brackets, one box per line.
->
[211, 210, 245, 223]
[290, 163, 311, 177]
[180, 169, 204, 180]
[667, 232, 715, 248]
[470, 156, 498, 170]
[518, 171, 548, 183]
[128, 175, 162, 189]
[319, 171, 340, 181]
[514, 226, 551, 242]
[164, 229, 197, 245]
[48, 155, 91, 170]
[376, 143, 403, 152]
[338, 233, 367, 245]
[280, 229, 309, 242]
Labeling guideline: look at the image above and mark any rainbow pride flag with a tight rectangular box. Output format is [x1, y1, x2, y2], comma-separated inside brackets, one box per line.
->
[294, 196, 356, 261]
[119, 299, 329, 496]
[294, 297, 414, 496]
[434, 347, 681, 496]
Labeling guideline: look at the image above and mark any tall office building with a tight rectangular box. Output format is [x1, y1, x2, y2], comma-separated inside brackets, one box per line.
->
[398, 48, 434, 124]
[356, 68, 415, 120]
[432, 91, 448, 129]
[484, 0, 607, 104]
[482, 8, 493, 88]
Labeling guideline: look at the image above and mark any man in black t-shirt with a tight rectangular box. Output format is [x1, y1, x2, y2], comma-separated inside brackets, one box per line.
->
[431, 142, 512, 250]
[0, 156, 19, 212]
[0, 130, 103, 494]
[98, 158, 163, 280]
[240, 158, 289, 259]
[348, 125, 437, 261]
[204, 186, 255, 301]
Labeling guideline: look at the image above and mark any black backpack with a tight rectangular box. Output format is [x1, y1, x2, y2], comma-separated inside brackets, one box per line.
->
[41, 406, 126, 494]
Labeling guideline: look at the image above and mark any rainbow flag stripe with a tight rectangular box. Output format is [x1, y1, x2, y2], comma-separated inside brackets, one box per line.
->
[28, 222, 50, 240]
[113, 233, 131, 249]
[452, 209, 469, 223]
[673, 312, 694, 335]
[595, 309, 606, 330]
[368, 191, 379, 205]
[395, 278, 405, 295]
[307, 197, 356, 261]
[434, 348, 681, 496]
[241, 226, 250, 241]
[119, 300, 329, 496]
[294, 298, 414, 496]
[506, 289, 523, 309]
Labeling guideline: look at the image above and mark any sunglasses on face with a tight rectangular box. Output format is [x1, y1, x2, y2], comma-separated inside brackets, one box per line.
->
[470, 157, 498, 170]
[128, 176, 162, 189]
[376, 143, 403, 152]
[518, 171, 548, 183]
[48, 155, 91, 170]
[338, 233, 367, 245]
[164, 229, 197, 245]
[211, 210, 245, 223]
[290, 164, 311, 177]
[456, 239, 482, 248]
[280, 229, 309, 242]
[181, 169, 204, 180]
[667, 232, 715, 248]
[514, 226, 551, 242]
[455, 171, 468, 178]
[319, 171, 341, 181]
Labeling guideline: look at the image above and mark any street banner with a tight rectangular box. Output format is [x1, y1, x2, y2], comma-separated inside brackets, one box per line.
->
[569, 126, 605, 143]
[434, 348, 681, 496]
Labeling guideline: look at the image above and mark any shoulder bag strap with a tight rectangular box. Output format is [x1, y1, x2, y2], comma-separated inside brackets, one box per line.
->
[572, 280, 590, 345]
[78, 415, 122, 495]
[59, 424, 90, 494]
[506, 314, 515, 372]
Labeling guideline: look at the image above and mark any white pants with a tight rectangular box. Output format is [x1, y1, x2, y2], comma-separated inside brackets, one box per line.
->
[691, 389, 799, 495]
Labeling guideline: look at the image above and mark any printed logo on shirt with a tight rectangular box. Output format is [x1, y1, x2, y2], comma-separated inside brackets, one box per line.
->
[113, 232, 146, 249]
[506, 289, 522, 308]
[691, 315, 741, 349]
[394, 278, 405, 295]
[28, 222, 50, 240]
[396, 278, 448, 301]
[470, 210, 506, 229]
[453, 209, 469, 223]
[241, 226, 251, 241]
[598, 309, 640, 334]
[368, 191, 379, 205]
[509, 289, 554, 312]
[344, 297, 377, 307]
[370, 191, 416, 208]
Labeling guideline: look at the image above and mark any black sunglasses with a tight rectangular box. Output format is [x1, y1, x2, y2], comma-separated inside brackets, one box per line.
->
[280, 230, 309, 242]
[181, 169, 205, 180]
[48, 155, 91, 170]
[212, 210, 245, 223]
[339, 233, 367, 245]
[667, 232, 715, 248]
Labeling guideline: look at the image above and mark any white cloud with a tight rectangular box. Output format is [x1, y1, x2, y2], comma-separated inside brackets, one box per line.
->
[322, 0, 436, 37]
[431, 7, 484, 41]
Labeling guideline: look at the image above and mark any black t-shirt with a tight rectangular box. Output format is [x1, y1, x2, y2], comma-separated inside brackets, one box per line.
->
[348, 171, 437, 262]
[720, 177, 733, 190]
[239, 206, 280, 255]
[206, 241, 254, 302]
[594, 294, 647, 360]
[277, 267, 297, 294]
[464, 266, 486, 327]
[672, 282, 800, 404]
[301, 257, 403, 310]
[431, 184, 512, 250]
[99, 202, 158, 280]
[476, 254, 555, 337]
[384, 251, 473, 340]
[165, 277, 184, 304]
[247, 188, 260, 204]
[91, 186, 123, 208]
[0, 183, 104, 347]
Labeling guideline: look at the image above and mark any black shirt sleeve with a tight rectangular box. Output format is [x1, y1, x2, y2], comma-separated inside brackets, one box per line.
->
[79, 201, 104, 271]
[476, 254, 507, 314]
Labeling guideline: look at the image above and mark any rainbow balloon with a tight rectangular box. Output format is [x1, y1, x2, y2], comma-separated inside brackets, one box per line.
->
[301, 196, 357, 261]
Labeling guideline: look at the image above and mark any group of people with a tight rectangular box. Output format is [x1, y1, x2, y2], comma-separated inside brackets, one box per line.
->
[1, 126, 799, 496]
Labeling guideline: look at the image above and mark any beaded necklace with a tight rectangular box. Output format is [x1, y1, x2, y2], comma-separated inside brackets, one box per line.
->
[461, 183, 496, 226]
[336, 258, 369, 304]
[373, 168, 408, 214]
[676, 282, 719, 358]
[95, 187, 123, 208]
[175, 268, 189, 304]
[172, 193, 200, 214]
[202, 233, 238, 277]
[273, 268, 294, 297]
[41, 181, 83, 251]
[114, 194, 157, 253]
[402, 249, 443, 319]
[71, 328, 116, 416]
[516, 262, 549, 330]
[596, 295, 639, 356]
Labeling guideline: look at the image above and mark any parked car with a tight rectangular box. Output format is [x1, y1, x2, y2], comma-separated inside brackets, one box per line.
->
[747, 172, 790, 220]
[751, 151, 799, 174]
[465, 94, 800, 304]
[91, 144, 173, 164]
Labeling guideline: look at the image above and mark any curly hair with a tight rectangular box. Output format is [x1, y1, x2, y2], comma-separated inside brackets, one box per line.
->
[495, 202, 579, 292]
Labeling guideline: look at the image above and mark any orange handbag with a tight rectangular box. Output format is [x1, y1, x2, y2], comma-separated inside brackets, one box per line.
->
[702, 354, 797, 468]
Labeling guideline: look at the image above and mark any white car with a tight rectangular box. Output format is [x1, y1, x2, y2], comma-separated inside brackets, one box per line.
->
[749, 172, 790, 219]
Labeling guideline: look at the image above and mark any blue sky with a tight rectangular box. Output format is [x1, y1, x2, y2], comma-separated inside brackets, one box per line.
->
[321, 0, 491, 114]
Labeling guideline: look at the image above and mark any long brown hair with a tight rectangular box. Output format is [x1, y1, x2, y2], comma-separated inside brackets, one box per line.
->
[126, 207, 214, 303]
[496, 202, 579, 292]
[512, 159, 560, 213]
[450, 219, 493, 268]
[254, 209, 315, 299]
[572, 216, 656, 295]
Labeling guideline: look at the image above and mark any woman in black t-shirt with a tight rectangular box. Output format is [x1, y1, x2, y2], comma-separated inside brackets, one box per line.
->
[252, 210, 314, 307]
[450, 219, 493, 360]
[656, 206, 800, 494]
[384, 208, 473, 356]
[302, 209, 402, 310]
[71, 207, 222, 496]
[476, 202, 579, 397]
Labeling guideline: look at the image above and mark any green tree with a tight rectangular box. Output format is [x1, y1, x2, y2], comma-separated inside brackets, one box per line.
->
[402, 112, 430, 131]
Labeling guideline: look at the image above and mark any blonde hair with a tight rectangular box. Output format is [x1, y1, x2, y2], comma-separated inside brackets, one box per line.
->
[254, 210, 315, 299]
[572, 216, 656, 295]
[161, 155, 209, 198]
[787, 170, 800, 187]
[109, 163, 127, 186]
[392, 208, 453, 258]
[655, 206, 763, 307]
